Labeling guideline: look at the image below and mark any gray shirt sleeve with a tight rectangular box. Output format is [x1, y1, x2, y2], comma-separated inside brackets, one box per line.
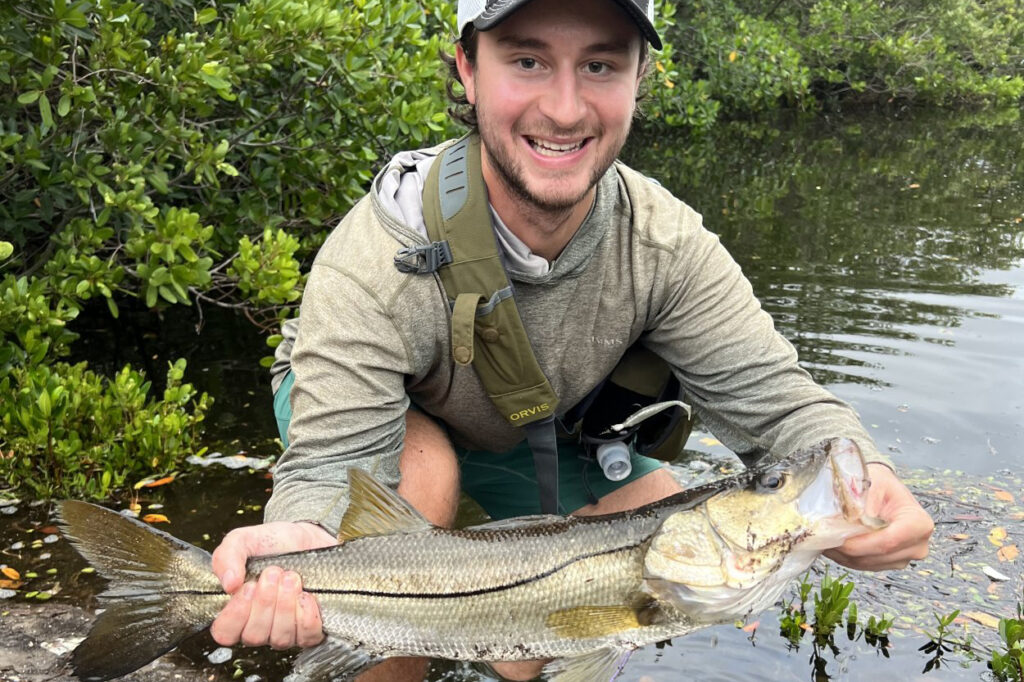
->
[263, 262, 412, 534]
[639, 203, 889, 468]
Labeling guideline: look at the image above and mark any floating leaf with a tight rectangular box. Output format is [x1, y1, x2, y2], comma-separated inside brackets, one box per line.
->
[963, 611, 1000, 628]
[982, 565, 1011, 582]
[989, 527, 1008, 547]
[742, 620, 759, 632]
[699, 437, 721, 447]
[994, 490, 1015, 503]
[997, 544, 1019, 562]
[142, 513, 170, 524]
[0, 579, 23, 589]
[950, 533, 970, 541]
[135, 474, 176, 489]
[1, 567, 19, 581]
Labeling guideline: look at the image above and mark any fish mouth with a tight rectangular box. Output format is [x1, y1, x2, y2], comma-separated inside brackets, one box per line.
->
[797, 438, 882, 533]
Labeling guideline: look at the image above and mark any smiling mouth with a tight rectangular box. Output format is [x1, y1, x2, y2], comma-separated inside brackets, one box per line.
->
[527, 137, 588, 158]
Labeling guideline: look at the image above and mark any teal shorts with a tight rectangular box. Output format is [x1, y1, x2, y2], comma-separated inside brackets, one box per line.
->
[272, 371, 662, 519]
[456, 440, 662, 518]
[273, 370, 295, 449]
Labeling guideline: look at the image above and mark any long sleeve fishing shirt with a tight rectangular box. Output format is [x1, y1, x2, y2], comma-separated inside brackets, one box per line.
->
[265, 140, 891, 533]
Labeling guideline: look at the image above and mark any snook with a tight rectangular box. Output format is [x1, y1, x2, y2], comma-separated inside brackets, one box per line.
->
[59, 437, 883, 682]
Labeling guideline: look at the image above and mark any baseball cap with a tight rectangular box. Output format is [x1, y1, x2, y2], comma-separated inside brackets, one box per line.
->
[457, 0, 662, 50]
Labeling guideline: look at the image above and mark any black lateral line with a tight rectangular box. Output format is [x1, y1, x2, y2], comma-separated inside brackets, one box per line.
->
[304, 538, 649, 600]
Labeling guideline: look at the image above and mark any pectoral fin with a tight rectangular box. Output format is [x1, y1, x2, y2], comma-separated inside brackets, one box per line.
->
[546, 595, 664, 639]
[546, 606, 640, 639]
[286, 636, 382, 682]
[542, 647, 633, 682]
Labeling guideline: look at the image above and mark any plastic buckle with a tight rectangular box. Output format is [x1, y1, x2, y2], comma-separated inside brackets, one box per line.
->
[394, 241, 453, 274]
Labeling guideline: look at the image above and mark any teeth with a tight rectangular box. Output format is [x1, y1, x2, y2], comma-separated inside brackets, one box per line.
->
[530, 138, 584, 157]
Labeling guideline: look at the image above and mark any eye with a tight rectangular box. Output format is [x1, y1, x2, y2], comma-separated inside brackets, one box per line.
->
[518, 57, 538, 70]
[757, 471, 787, 492]
[585, 61, 608, 75]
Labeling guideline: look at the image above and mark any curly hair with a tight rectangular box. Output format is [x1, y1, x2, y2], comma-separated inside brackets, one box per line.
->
[440, 26, 652, 131]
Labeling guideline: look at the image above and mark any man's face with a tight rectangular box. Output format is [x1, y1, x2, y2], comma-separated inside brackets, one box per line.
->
[456, 0, 645, 214]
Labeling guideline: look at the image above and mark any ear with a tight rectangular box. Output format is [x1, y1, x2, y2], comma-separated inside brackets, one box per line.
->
[455, 42, 477, 105]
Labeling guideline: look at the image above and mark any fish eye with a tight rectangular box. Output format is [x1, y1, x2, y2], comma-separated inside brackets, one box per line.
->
[757, 471, 787, 492]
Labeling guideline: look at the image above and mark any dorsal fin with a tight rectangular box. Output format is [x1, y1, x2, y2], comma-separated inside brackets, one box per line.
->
[337, 468, 432, 542]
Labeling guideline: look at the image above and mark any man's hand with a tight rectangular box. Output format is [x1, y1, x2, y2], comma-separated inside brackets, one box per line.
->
[825, 462, 934, 571]
[210, 521, 337, 650]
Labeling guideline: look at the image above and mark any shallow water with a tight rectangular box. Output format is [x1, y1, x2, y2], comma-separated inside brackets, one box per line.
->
[4, 107, 1023, 681]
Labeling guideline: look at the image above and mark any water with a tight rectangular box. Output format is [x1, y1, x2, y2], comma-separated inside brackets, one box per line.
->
[623, 107, 1024, 476]
[5, 107, 1024, 680]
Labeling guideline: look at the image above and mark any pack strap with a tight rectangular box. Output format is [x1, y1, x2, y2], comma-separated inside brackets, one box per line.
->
[415, 133, 564, 515]
[420, 134, 560, 427]
[394, 241, 453, 274]
[525, 418, 560, 514]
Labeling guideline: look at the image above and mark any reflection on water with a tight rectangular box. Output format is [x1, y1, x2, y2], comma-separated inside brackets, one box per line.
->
[624, 108, 1024, 474]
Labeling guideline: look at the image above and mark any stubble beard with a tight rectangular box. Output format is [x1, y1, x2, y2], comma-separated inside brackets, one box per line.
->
[476, 110, 626, 215]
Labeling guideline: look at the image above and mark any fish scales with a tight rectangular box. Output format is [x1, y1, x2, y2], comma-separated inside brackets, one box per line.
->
[249, 512, 675, 660]
[58, 437, 882, 681]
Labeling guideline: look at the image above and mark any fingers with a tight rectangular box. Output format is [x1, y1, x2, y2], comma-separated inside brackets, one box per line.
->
[211, 580, 256, 646]
[826, 466, 935, 571]
[211, 568, 324, 650]
[210, 522, 334, 650]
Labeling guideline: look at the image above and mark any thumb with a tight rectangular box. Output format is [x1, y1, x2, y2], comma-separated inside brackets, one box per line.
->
[211, 527, 259, 594]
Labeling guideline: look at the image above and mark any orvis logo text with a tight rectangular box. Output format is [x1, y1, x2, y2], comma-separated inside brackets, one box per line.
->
[508, 403, 551, 422]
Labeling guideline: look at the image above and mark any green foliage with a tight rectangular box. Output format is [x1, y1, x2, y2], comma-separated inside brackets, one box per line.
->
[779, 571, 815, 643]
[124, 207, 215, 308]
[812, 569, 855, 636]
[992, 606, 1024, 681]
[0, 275, 79, 372]
[643, 0, 721, 132]
[863, 612, 894, 642]
[0, 358, 210, 500]
[228, 228, 303, 306]
[919, 609, 963, 673]
[1, 0, 459, 320]
[661, 0, 1024, 127]
[676, 1, 812, 114]
[0, 0, 460, 499]
[779, 569, 892, 650]
[798, 0, 1024, 105]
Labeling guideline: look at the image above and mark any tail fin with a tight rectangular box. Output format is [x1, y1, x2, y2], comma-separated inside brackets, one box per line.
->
[58, 500, 225, 681]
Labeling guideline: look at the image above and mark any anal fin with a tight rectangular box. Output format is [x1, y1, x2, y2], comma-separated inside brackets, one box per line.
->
[542, 648, 633, 682]
[285, 636, 382, 682]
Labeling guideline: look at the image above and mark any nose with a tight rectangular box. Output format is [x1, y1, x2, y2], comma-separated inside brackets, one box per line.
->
[537, 68, 588, 130]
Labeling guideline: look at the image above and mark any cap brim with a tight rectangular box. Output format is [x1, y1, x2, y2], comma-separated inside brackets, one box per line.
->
[471, 0, 662, 50]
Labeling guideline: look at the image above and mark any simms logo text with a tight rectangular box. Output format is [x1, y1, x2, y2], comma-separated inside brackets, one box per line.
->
[508, 403, 551, 422]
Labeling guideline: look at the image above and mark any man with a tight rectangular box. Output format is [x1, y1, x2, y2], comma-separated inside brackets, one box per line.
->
[210, 1, 934, 680]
